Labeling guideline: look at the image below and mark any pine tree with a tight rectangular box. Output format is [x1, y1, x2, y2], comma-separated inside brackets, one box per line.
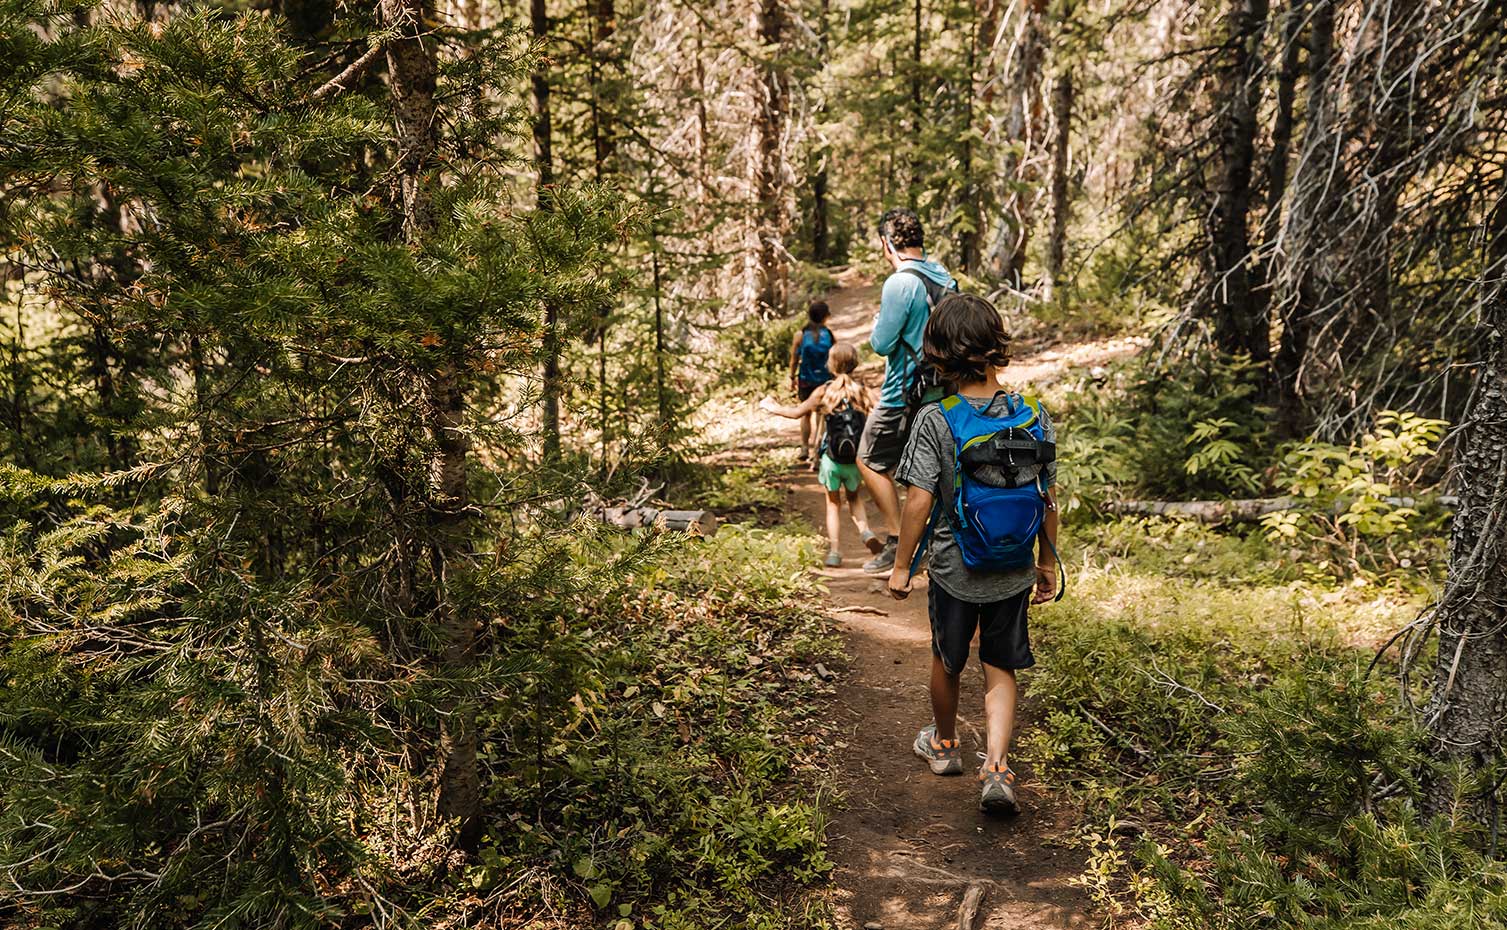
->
[0, 1, 618, 922]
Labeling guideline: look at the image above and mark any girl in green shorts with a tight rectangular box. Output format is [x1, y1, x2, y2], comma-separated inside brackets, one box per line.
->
[761, 344, 886, 567]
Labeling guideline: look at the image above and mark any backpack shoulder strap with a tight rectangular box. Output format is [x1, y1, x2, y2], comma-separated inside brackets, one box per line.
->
[897, 266, 951, 309]
[908, 397, 960, 576]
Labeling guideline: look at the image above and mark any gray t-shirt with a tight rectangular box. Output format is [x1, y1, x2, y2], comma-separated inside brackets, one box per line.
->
[895, 393, 1058, 604]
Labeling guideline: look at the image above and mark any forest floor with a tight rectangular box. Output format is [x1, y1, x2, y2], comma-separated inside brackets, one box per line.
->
[706, 277, 1140, 929]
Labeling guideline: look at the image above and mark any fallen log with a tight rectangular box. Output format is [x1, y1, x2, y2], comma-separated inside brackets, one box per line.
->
[600, 506, 718, 536]
[1108, 498, 1296, 522]
[1109, 494, 1459, 524]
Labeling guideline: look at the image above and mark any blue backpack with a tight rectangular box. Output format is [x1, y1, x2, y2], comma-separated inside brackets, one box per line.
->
[910, 392, 1064, 600]
[797, 327, 834, 384]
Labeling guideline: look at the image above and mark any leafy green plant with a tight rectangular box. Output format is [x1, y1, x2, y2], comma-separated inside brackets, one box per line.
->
[1185, 417, 1261, 494]
[1259, 410, 1449, 578]
[1025, 529, 1492, 930]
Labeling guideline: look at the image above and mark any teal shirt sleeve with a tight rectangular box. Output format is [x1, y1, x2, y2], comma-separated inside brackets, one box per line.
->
[870, 273, 923, 357]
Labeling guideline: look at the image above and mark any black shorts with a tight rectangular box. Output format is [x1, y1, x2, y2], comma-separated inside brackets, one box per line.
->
[858, 404, 910, 473]
[797, 380, 823, 401]
[929, 584, 1034, 675]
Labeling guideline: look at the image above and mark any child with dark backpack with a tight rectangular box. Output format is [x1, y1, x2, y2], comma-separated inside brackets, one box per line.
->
[789, 301, 835, 463]
[761, 344, 887, 567]
[885, 293, 1062, 817]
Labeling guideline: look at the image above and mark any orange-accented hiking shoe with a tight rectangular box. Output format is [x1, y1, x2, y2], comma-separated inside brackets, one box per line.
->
[978, 761, 1019, 817]
[913, 725, 963, 775]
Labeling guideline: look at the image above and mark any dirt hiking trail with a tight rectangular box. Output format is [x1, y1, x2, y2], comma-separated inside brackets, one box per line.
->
[751, 277, 1137, 929]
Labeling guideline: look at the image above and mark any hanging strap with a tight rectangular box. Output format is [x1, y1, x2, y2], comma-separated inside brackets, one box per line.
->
[1037, 474, 1066, 602]
[908, 500, 941, 576]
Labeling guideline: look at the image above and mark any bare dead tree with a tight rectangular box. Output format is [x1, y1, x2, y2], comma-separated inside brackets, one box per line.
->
[1043, 70, 1073, 299]
[1417, 189, 1507, 819]
[983, 0, 1047, 287]
[1204, 0, 1270, 361]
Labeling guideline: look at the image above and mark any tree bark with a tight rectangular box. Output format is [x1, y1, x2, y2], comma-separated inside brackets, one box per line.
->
[533, 0, 562, 458]
[1274, 0, 1335, 437]
[1253, 1, 1301, 312]
[1422, 193, 1507, 819]
[983, 0, 1046, 287]
[381, 0, 480, 843]
[587, 0, 615, 180]
[809, 0, 831, 264]
[1206, 0, 1270, 363]
[909, 0, 924, 193]
[955, 0, 998, 273]
[1043, 70, 1072, 300]
[753, 0, 788, 317]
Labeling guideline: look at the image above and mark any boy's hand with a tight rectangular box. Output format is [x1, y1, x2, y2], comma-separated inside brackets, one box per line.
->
[758, 396, 777, 413]
[887, 568, 913, 600]
[1032, 563, 1056, 604]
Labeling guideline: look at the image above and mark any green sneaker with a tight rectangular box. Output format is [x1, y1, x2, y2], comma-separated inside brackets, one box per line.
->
[978, 761, 1019, 816]
[912, 725, 963, 775]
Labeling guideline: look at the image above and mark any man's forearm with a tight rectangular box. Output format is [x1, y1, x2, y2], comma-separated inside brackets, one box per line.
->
[892, 487, 934, 573]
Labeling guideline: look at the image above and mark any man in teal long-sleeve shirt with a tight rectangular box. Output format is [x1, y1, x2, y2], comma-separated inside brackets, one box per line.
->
[858, 208, 958, 573]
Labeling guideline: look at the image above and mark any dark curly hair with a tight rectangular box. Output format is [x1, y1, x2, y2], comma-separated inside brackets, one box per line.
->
[922, 293, 1012, 385]
[877, 207, 924, 250]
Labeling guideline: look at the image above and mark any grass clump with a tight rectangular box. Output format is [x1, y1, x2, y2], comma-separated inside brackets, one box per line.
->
[470, 523, 840, 928]
[1027, 538, 1507, 928]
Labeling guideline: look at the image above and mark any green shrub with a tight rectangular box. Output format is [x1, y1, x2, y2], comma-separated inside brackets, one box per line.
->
[1259, 410, 1450, 582]
[1055, 354, 1274, 506]
[718, 316, 803, 391]
[1027, 547, 1495, 930]
[470, 524, 839, 926]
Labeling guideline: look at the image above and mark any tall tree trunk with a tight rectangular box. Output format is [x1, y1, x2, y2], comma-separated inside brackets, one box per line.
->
[1422, 192, 1507, 819]
[909, 0, 924, 194]
[809, 0, 831, 264]
[1274, 0, 1335, 436]
[1206, 0, 1270, 363]
[753, 0, 787, 316]
[533, 0, 562, 458]
[984, 0, 1046, 287]
[381, 0, 480, 843]
[1043, 70, 1072, 300]
[955, 0, 998, 273]
[1253, 0, 1301, 320]
[588, 0, 615, 469]
[587, 0, 615, 179]
[1335, 1, 1421, 374]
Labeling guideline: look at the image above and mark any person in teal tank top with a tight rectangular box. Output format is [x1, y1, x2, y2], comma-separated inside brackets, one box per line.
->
[788, 301, 834, 461]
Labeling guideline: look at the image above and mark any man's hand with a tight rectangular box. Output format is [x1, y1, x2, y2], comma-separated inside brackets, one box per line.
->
[1032, 563, 1057, 604]
[887, 567, 913, 600]
[789, 376, 798, 395]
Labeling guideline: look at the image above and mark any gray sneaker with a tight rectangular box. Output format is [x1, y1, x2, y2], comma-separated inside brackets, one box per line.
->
[913, 725, 963, 775]
[863, 537, 897, 574]
[978, 762, 1019, 816]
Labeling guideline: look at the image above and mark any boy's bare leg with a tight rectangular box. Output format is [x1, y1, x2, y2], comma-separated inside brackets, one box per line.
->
[857, 457, 901, 535]
[930, 656, 961, 742]
[824, 490, 843, 553]
[844, 486, 872, 536]
[981, 663, 1018, 769]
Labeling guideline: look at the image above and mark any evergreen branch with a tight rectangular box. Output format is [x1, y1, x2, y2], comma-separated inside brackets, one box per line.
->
[311, 41, 388, 101]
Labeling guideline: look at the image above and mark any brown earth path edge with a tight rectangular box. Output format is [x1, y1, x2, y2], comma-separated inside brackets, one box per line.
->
[767, 279, 1097, 930]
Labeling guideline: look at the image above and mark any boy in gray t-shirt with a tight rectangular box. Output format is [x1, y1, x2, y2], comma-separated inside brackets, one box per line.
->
[886, 294, 1060, 817]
